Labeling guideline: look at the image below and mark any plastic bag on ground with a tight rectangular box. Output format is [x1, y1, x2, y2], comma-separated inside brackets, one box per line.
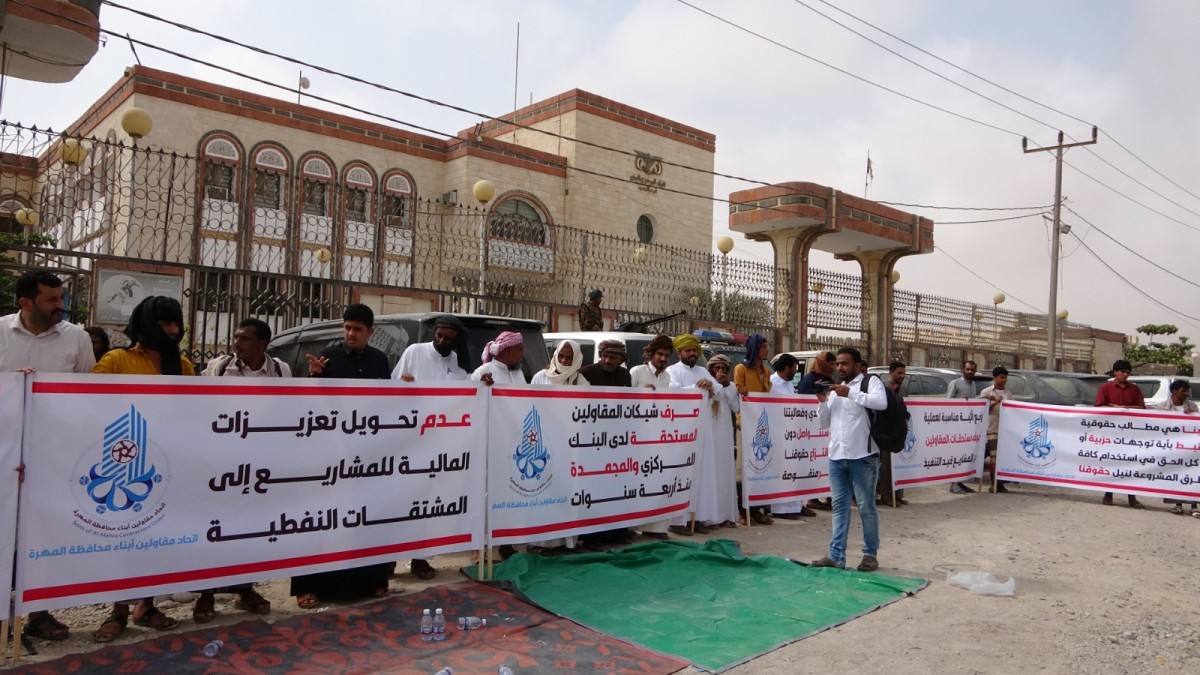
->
[946, 570, 1016, 597]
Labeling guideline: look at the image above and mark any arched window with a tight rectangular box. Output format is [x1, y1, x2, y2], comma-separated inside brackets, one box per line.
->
[342, 163, 375, 224]
[252, 146, 288, 210]
[202, 137, 240, 202]
[381, 171, 414, 229]
[490, 196, 548, 245]
[0, 197, 28, 235]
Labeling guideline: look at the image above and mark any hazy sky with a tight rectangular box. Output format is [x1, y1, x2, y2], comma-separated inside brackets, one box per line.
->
[5, 0, 1198, 347]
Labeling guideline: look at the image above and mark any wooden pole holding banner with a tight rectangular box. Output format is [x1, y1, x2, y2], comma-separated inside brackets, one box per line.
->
[10, 615, 20, 661]
[1, 618, 9, 661]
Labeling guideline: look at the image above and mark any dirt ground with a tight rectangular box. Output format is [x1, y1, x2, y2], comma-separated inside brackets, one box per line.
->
[4, 480, 1198, 674]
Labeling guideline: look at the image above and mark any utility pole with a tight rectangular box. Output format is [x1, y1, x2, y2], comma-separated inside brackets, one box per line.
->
[1022, 127, 1097, 370]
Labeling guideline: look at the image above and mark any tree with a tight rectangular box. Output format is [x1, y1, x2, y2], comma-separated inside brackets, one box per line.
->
[1125, 324, 1194, 376]
[0, 232, 57, 314]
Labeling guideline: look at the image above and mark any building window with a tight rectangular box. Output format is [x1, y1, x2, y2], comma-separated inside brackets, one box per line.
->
[490, 198, 547, 245]
[346, 188, 368, 222]
[382, 171, 413, 229]
[204, 163, 235, 201]
[637, 214, 655, 243]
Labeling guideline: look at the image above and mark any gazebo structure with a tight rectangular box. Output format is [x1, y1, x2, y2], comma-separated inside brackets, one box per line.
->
[729, 182, 933, 362]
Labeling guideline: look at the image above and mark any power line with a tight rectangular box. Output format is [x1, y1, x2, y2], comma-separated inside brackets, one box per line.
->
[1061, 204, 1200, 291]
[672, 0, 1023, 138]
[933, 246, 1040, 312]
[874, 201, 1052, 211]
[1064, 159, 1200, 234]
[1100, 130, 1200, 206]
[938, 213, 1047, 225]
[1066, 232, 1200, 327]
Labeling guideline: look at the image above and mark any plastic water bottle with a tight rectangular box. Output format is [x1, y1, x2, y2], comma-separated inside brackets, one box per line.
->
[202, 639, 223, 657]
[498, 666, 515, 675]
[420, 608, 433, 641]
[432, 608, 446, 641]
[457, 616, 487, 630]
[433, 668, 454, 675]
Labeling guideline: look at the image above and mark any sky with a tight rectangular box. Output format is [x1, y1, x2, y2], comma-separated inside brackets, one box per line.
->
[4, 0, 1199, 349]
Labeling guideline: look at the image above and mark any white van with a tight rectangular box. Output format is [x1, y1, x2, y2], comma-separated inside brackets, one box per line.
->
[543, 331, 750, 369]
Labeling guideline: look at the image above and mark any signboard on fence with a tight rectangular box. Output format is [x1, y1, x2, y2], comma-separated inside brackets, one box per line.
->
[739, 394, 831, 508]
[486, 385, 705, 545]
[15, 375, 487, 613]
[997, 401, 1200, 500]
[0, 373, 22, 622]
[891, 399, 988, 490]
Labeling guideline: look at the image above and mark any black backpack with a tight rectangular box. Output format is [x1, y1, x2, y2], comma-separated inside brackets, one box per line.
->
[859, 374, 910, 453]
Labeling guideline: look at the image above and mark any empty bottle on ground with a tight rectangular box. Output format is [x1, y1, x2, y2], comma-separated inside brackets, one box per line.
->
[457, 616, 487, 630]
[202, 640, 224, 657]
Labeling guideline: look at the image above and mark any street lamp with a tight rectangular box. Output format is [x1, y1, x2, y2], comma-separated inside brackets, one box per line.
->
[634, 245, 649, 314]
[993, 292, 1006, 350]
[473, 179, 495, 313]
[810, 281, 825, 341]
[121, 108, 152, 257]
[716, 236, 733, 322]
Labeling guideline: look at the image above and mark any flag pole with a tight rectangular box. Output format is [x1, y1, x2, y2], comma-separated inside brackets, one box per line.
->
[865, 150, 872, 198]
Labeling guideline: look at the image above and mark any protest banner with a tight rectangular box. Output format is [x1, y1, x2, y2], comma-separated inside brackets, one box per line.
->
[487, 385, 705, 545]
[997, 401, 1200, 500]
[739, 394, 830, 508]
[15, 374, 486, 613]
[890, 399, 988, 490]
[0, 373, 22, 621]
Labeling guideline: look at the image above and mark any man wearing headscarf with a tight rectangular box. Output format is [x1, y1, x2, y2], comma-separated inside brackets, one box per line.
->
[665, 333, 716, 536]
[392, 314, 468, 382]
[527, 339, 589, 552]
[705, 353, 741, 529]
[471, 331, 525, 385]
[579, 288, 603, 331]
[629, 335, 676, 539]
[732, 333, 774, 524]
[531, 339, 590, 386]
[579, 339, 632, 387]
[91, 296, 192, 642]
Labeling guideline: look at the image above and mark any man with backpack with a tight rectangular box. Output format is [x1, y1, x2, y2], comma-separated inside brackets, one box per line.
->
[810, 347, 888, 572]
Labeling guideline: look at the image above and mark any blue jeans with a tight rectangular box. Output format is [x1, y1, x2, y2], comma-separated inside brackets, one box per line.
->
[828, 454, 880, 566]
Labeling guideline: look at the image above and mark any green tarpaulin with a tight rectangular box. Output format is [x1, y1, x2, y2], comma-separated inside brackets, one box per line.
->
[470, 539, 926, 672]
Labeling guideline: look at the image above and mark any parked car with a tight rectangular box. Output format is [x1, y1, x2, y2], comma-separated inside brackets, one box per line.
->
[1128, 376, 1200, 408]
[866, 366, 991, 397]
[544, 330, 748, 369]
[1003, 370, 1108, 406]
[268, 312, 549, 380]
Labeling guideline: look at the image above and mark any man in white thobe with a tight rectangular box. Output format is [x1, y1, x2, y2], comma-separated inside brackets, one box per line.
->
[665, 334, 716, 536]
[706, 354, 741, 528]
[471, 331, 526, 385]
[629, 334, 675, 539]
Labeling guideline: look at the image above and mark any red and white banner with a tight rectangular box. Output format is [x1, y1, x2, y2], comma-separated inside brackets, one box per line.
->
[16, 374, 487, 613]
[890, 399, 988, 490]
[0, 373, 23, 621]
[997, 401, 1200, 499]
[486, 385, 705, 545]
[739, 394, 831, 508]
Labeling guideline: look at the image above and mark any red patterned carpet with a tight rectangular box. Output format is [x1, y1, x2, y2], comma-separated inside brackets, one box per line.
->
[11, 581, 686, 674]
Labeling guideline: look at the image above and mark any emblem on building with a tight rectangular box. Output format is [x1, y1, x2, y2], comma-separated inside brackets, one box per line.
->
[631, 151, 666, 193]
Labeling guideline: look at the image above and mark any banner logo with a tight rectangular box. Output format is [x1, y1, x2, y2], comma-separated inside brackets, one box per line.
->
[73, 404, 169, 537]
[898, 422, 919, 461]
[747, 409, 774, 472]
[508, 405, 552, 496]
[1017, 414, 1056, 468]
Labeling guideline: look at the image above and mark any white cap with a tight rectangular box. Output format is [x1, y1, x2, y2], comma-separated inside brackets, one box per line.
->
[435, 608, 443, 614]
[480, 619, 487, 626]
[423, 608, 431, 615]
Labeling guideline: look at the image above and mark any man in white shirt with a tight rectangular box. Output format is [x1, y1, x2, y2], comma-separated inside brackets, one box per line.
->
[630, 335, 675, 539]
[1, 270, 94, 647]
[770, 354, 817, 519]
[811, 347, 887, 572]
[392, 315, 468, 382]
[201, 318, 291, 378]
[666, 334, 716, 536]
[471, 331, 526, 385]
[946, 360, 979, 494]
[704, 353, 741, 529]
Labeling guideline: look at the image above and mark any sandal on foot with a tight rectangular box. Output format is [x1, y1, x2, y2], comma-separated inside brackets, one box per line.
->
[1192, 510, 1200, 519]
[373, 585, 390, 598]
[810, 556, 844, 569]
[24, 612, 70, 641]
[410, 558, 436, 580]
[192, 593, 216, 624]
[1171, 504, 1184, 515]
[296, 593, 320, 609]
[92, 614, 128, 642]
[132, 607, 179, 631]
[856, 555, 879, 572]
[234, 589, 272, 615]
[1128, 499, 1145, 510]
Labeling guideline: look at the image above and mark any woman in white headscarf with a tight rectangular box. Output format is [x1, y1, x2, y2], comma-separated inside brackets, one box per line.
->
[531, 339, 590, 386]
[526, 339, 587, 553]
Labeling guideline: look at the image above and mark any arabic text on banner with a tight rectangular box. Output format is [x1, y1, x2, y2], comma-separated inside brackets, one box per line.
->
[891, 400, 988, 490]
[16, 374, 487, 613]
[997, 401, 1200, 499]
[739, 394, 831, 507]
[486, 385, 705, 545]
[0, 373, 22, 621]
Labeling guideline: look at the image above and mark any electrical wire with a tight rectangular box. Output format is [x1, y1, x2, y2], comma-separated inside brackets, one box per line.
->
[1100, 130, 1200, 206]
[933, 246, 1040, 312]
[923, 213, 1047, 225]
[1064, 159, 1200, 234]
[1061, 204, 1200, 290]
[874, 201, 1052, 211]
[1066, 232, 1200, 327]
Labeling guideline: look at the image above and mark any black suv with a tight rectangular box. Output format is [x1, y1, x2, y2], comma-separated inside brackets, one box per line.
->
[268, 313, 549, 380]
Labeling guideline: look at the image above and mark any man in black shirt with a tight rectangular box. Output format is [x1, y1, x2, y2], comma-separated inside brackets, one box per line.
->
[579, 339, 633, 387]
[292, 304, 392, 609]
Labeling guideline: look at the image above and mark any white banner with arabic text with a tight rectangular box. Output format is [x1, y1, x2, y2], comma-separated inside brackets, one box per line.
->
[997, 401, 1200, 499]
[16, 374, 487, 613]
[891, 399, 988, 490]
[739, 394, 831, 508]
[0, 373, 22, 621]
[487, 385, 705, 545]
